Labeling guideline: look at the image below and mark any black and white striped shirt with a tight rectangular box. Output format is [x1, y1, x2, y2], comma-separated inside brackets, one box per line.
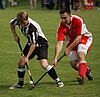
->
[10, 17, 48, 47]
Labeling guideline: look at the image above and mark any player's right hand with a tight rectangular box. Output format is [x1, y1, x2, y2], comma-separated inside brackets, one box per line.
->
[52, 58, 58, 67]
[14, 35, 20, 43]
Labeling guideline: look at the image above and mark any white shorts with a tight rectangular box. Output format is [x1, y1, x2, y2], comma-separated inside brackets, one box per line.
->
[69, 36, 92, 61]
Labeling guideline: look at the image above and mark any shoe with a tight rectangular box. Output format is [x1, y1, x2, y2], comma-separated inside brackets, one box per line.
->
[77, 76, 84, 85]
[9, 83, 24, 90]
[86, 67, 93, 81]
[56, 81, 64, 87]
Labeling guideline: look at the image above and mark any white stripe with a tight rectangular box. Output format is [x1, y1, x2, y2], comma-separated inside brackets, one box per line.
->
[28, 34, 32, 43]
[18, 68, 25, 72]
[18, 78, 24, 81]
[46, 65, 53, 72]
[32, 32, 36, 43]
[10, 18, 17, 25]
[79, 61, 86, 63]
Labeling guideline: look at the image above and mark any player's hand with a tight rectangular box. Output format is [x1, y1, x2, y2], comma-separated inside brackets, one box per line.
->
[25, 57, 29, 65]
[14, 35, 20, 43]
[18, 55, 26, 67]
[52, 58, 58, 67]
[64, 49, 70, 56]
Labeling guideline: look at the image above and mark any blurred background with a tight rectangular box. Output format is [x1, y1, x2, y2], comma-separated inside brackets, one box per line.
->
[0, 0, 100, 10]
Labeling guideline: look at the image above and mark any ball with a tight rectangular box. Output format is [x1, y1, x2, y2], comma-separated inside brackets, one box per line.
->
[29, 81, 33, 84]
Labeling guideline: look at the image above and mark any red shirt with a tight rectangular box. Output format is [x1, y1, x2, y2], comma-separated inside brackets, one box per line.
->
[57, 15, 92, 50]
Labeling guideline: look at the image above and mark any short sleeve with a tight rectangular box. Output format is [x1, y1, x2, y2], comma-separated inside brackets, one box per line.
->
[10, 18, 18, 26]
[57, 22, 67, 41]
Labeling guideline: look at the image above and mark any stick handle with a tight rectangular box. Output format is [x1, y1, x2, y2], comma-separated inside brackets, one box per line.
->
[26, 63, 34, 83]
[18, 39, 23, 52]
[57, 54, 65, 62]
[34, 72, 47, 85]
[17, 40, 34, 83]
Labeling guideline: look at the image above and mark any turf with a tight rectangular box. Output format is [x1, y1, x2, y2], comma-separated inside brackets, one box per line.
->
[0, 5, 100, 97]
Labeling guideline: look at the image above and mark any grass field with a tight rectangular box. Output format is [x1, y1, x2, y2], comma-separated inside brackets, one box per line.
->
[0, 5, 100, 97]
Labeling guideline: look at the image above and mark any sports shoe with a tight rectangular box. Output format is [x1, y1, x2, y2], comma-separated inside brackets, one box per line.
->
[86, 67, 93, 81]
[56, 81, 64, 87]
[77, 76, 84, 85]
[9, 83, 24, 90]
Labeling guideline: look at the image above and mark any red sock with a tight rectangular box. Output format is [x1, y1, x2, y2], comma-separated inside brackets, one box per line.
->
[85, 4, 89, 10]
[78, 61, 87, 79]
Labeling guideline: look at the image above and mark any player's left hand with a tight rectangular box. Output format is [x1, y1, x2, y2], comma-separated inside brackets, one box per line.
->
[52, 58, 58, 67]
[64, 49, 70, 56]
[18, 55, 26, 67]
[25, 57, 29, 65]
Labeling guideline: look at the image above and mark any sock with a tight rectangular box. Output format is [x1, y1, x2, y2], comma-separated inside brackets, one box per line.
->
[78, 61, 87, 79]
[86, 67, 90, 74]
[85, 4, 89, 10]
[17, 66, 25, 86]
[91, 4, 94, 10]
[55, 77, 61, 83]
[46, 65, 58, 80]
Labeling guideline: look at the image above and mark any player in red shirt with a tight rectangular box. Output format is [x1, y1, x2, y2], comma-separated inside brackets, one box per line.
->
[52, 8, 93, 85]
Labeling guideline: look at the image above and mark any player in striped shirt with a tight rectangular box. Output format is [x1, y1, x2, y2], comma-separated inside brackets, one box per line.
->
[9, 11, 64, 89]
[52, 8, 93, 85]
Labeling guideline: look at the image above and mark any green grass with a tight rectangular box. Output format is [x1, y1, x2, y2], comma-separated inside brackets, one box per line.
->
[0, 6, 100, 97]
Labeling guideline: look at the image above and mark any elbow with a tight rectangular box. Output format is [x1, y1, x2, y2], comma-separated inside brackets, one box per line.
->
[31, 43, 36, 47]
[10, 24, 13, 29]
[78, 35, 82, 41]
[10, 23, 12, 26]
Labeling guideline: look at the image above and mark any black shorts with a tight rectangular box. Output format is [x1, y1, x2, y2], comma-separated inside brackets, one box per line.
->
[23, 43, 48, 60]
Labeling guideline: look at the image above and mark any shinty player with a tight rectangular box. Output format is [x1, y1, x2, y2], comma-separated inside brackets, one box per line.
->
[52, 8, 93, 85]
[9, 11, 64, 89]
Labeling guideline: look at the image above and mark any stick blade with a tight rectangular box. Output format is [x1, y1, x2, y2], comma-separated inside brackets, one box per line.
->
[28, 84, 35, 90]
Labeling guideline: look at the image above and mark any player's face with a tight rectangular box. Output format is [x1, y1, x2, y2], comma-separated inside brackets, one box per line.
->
[60, 12, 71, 24]
[18, 20, 29, 26]
[17, 17, 29, 26]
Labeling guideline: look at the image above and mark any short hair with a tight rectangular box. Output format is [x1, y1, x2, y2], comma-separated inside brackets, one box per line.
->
[17, 11, 28, 22]
[59, 8, 71, 14]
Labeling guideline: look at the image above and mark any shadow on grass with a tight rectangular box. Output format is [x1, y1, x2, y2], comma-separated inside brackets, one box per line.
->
[0, 80, 79, 91]
[0, 84, 29, 91]
[35, 79, 79, 87]
[64, 80, 79, 85]
[0, 84, 11, 91]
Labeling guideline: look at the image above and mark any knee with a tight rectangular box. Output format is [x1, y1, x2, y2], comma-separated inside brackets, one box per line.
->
[78, 52, 86, 61]
[70, 60, 79, 71]
[40, 59, 49, 69]
[70, 60, 76, 67]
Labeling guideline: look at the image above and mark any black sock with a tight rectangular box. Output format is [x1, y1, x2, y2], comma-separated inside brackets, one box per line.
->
[17, 67, 25, 86]
[47, 67, 58, 80]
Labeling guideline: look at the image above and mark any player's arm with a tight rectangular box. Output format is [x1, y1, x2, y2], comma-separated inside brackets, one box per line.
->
[52, 22, 65, 66]
[54, 41, 63, 59]
[25, 31, 37, 64]
[10, 19, 19, 43]
[64, 35, 82, 55]
[64, 18, 83, 55]
[52, 40, 64, 66]
[26, 43, 36, 60]
[55, 22, 65, 59]
[24, 43, 36, 64]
